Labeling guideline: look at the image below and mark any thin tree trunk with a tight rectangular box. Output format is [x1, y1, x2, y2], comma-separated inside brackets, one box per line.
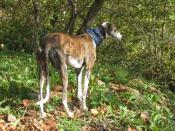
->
[64, 0, 77, 34]
[64, 0, 91, 34]
[32, 0, 40, 51]
[77, 0, 105, 34]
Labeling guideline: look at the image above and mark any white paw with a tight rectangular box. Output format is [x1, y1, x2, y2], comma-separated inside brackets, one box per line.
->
[40, 112, 46, 118]
[68, 112, 74, 118]
[83, 105, 88, 111]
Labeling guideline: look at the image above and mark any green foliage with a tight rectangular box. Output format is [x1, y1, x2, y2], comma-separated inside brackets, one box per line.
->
[0, 51, 36, 97]
[114, 67, 129, 84]
[1, 0, 175, 130]
[1, 0, 175, 81]
[57, 117, 82, 131]
[0, 51, 175, 130]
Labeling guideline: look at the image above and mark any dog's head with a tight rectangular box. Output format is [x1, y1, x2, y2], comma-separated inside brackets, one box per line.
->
[101, 22, 122, 40]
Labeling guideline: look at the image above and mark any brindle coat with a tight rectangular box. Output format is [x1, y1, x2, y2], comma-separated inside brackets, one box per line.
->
[36, 22, 122, 118]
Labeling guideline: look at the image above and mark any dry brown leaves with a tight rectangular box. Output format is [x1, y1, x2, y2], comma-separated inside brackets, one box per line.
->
[20, 109, 57, 131]
[87, 120, 119, 131]
[82, 125, 96, 131]
[0, 114, 18, 131]
[149, 86, 161, 93]
[7, 114, 16, 122]
[0, 114, 6, 119]
[22, 99, 33, 107]
[90, 105, 108, 117]
[90, 109, 99, 116]
[40, 118, 57, 131]
[140, 111, 150, 123]
[51, 85, 74, 96]
[109, 82, 140, 96]
[127, 126, 137, 131]
[53, 85, 62, 92]
[109, 83, 129, 92]
[51, 85, 62, 96]
[0, 108, 58, 131]
[97, 79, 105, 86]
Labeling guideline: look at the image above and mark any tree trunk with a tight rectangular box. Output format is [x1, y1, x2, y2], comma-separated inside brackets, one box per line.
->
[32, 0, 40, 51]
[77, 0, 105, 34]
[64, 0, 77, 34]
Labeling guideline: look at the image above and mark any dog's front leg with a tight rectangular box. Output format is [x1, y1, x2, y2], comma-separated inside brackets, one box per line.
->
[82, 69, 91, 111]
[61, 63, 74, 117]
[76, 67, 84, 108]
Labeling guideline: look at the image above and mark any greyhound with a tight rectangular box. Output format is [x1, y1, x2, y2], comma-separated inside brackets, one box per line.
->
[36, 22, 122, 118]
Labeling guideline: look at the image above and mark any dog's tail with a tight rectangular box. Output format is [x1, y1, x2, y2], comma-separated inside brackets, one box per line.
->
[36, 38, 51, 105]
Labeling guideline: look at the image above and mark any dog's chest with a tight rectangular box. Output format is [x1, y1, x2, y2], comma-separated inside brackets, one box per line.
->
[68, 56, 84, 68]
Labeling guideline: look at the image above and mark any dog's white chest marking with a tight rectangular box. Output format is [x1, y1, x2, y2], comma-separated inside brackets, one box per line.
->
[92, 40, 96, 48]
[68, 56, 84, 68]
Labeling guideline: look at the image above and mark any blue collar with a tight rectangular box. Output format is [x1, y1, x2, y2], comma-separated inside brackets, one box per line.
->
[86, 28, 104, 47]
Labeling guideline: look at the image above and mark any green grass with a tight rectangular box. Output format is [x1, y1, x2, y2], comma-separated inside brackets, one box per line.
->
[0, 50, 175, 130]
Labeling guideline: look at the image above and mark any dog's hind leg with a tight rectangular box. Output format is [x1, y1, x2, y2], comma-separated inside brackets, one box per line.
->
[82, 69, 91, 111]
[60, 63, 74, 117]
[38, 69, 47, 118]
[36, 48, 50, 118]
[37, 65, 50, 118]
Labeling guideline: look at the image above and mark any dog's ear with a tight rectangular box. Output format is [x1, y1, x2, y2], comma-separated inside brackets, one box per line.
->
[101, 22, 111, 29]
[102, 22, 113, 31]
[105, 23, 114, 34]
[105, 23, 112, 29]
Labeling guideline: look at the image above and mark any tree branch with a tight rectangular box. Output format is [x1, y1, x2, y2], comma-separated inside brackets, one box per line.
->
[77, 0, 105, 34]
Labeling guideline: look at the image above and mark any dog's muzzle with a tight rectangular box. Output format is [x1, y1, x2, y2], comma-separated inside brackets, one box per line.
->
[111, 31, 122, 40]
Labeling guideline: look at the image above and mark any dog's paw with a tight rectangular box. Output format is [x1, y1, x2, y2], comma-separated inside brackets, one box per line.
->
[40, 112, 46, 118]
[83, 107, 88, 112]
[80, 105, 88, 112]
[68, 111, 74, 118]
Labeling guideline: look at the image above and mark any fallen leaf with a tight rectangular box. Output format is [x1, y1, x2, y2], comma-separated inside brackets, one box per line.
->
[7, 114, 16, 122]
[127, 126, 137, 131]
[41, 118, 57, 130]
[82, 124, 98, 131]
[0, 120, 6, 130]
[74, 107, 82, 118]
[97, 79, 105, 86]
[0, 115, 6, 119]
[22, 99, 33, 107]
[98, 105, 107, 115]
[109, 83, 128, 92]
[149, 86, 160, 93]
[140, 111, 150, 123]
[52, 85, 62, 96]
[90, 109, 98, 116]
[123, 99, 130, 104]
[82, 125, 90, 131]
[128, 88, 140, 95]
[53, 85, 62, 92]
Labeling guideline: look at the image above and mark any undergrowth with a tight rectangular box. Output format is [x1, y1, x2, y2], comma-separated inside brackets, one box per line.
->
[0, 50, 175, 130]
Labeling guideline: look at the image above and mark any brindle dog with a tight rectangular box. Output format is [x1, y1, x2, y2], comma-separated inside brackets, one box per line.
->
[36, 22, 122, 118]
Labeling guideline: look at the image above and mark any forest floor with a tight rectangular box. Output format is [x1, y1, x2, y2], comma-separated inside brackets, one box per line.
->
[0, 51, 175, 131]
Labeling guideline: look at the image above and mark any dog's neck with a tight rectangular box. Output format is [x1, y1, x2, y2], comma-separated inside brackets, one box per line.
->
[86, 25, 106, 47]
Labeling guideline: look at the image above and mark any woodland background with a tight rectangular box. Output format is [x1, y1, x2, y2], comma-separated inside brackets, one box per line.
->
[0, 0, 175, 130]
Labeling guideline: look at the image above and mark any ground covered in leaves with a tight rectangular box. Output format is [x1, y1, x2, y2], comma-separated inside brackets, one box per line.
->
[0, 51, 175, 131]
